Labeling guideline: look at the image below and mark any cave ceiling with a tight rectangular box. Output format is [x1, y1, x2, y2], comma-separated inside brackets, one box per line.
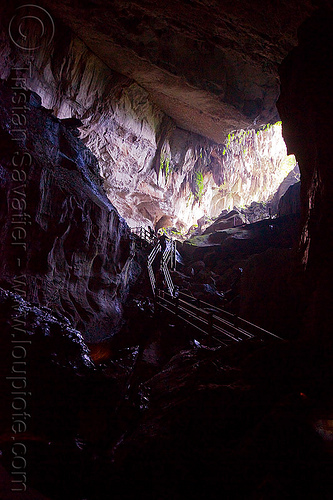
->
[39, 0, 316, 143]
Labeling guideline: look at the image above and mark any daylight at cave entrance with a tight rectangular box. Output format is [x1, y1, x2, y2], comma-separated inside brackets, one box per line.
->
[1, 2, 333, 499]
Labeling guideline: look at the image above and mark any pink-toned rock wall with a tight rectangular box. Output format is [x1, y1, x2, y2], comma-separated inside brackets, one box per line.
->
[0, 3, 298, 232]
[0, 82, 134, 341]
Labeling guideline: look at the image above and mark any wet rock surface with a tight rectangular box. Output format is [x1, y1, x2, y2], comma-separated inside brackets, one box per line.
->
[0, 82, 137, 341]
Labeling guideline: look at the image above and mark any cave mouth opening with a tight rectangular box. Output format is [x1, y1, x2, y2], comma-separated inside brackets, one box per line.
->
[125, 120, 300, 240]
[18, 81, 299, 243]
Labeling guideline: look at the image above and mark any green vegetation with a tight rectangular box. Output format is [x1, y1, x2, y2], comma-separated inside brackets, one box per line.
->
[159, 154, 164, 173]
[159, 153, 171, 181]
[165, 157, 170, 177]
[257, 120, 282, 134]
[222, 121, 283, 153]
[195, 171, 204, 201]
[186, 191, 194, 208]
[280, 154, 297, 178]
[261, 123, 274, 132]
[223, 129, 251, 154]
[170, 229, 182, 236]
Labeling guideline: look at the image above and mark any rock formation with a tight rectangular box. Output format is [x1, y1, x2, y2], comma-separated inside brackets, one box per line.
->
[0, 82, 136, 341]
[278, 181, 301, 217]
[33, 0, 316, 140]
[0, 3, 298, 231]
[277, 8, 333, 341]
[1, 3, 333, 499]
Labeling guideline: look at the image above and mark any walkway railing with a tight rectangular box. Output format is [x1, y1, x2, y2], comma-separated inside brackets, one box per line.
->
[160, 241, 176, 296]
[132, 226, 156, 246]
[134, 226, 282, 346]
[147, 241, 161, 293]
[147, 239, 177, 296]
[155, 289, 283, 346]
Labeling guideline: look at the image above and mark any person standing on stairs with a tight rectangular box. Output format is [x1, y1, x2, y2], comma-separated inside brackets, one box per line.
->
[155, 233, 168, 291]
[159, 233, 167, 252]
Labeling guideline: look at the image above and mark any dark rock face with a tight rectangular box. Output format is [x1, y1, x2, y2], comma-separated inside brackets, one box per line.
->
[2, 281, 332, 500]
[178, 214, 302, 337]
[239, 247, 303, 337]
[0, 5, 298, 231]
[1, 285, 332, 500]
[101, 340, 333, 500]
[0, 82, 135, 341]
[277, 9, 333, 340]
[0, 287, 93, 496]
[270, 164, 300, 214]
[36, 0, 316, 142]
[0, 286, 137, 498]
[278, 181, 301, 217]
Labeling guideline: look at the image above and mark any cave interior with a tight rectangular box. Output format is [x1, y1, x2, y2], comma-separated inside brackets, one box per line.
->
[1, 1, 333, 499]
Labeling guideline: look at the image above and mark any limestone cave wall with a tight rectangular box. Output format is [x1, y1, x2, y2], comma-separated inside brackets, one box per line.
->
[0, 5, 297, 233]
[0, 81, 134, 342]
[0, 1, 328, 344]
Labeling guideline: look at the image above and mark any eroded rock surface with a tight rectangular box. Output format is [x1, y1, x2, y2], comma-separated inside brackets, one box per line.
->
[0, 82, 136, 341]
[0, 4, 298, 231]
[36, 0, 316, 141]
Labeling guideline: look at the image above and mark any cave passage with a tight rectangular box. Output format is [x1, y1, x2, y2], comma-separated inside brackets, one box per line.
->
[147, 121, 300, 239]
[99, 120, 300, 235]
[1, 3, 333, 500]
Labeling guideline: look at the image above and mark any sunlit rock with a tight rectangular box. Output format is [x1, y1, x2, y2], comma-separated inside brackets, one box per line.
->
[0, 82, 136, 341]
[0, 11, 297, 233]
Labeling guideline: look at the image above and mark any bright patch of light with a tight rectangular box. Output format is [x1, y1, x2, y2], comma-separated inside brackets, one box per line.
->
[174, 122, 298, 231]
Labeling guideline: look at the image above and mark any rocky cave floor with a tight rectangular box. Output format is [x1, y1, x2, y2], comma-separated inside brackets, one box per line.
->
[1, 214, 333, 499]
[1, 4, 333, 496]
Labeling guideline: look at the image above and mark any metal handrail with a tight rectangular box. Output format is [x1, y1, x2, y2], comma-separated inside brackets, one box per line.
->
[147, 242, 161, 266]
[177, 291, 282, 341]
[133, 226, 281, 346]
[146, 237, 176, 296]
[131, 226, 156, 246]
[160, 244, 175, 296]
[155, 289, 283, 345]
[147, 242, 161, 294]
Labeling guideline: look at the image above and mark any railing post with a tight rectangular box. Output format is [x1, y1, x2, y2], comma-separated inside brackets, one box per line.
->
[154, 287, 159, 316]
[174, 295, 179, 316]
[208, 311, 213, 346]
